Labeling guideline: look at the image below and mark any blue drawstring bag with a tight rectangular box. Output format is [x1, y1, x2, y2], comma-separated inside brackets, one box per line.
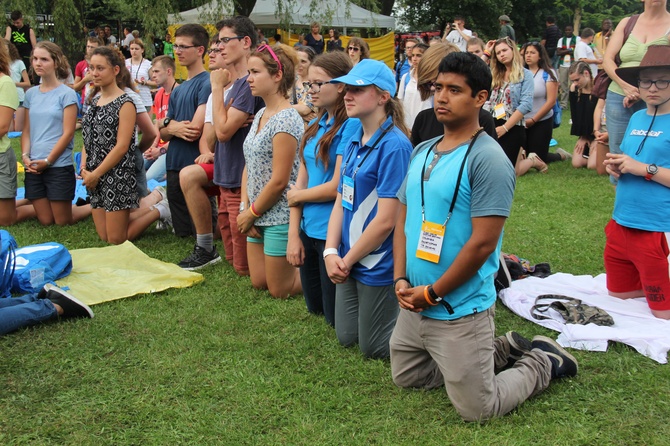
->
[0, 230, 17, 298]
[12, 243, 72, 294]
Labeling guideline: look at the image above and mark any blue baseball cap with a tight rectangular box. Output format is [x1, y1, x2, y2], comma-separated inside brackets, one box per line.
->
[331, 59, 397, 97]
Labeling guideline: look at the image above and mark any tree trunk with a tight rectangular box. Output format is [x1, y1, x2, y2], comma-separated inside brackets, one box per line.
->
[573, 6, 582, 36]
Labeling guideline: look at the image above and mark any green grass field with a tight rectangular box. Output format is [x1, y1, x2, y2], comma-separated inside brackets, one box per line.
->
[2, 111, 669, 445]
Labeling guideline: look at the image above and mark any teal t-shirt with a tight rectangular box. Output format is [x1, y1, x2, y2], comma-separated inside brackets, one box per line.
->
[398, 134, 515, 320]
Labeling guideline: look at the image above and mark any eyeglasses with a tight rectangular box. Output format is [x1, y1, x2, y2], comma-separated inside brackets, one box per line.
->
[347, 46, 360, 52]
[257, 44, 283, 71]
[173, 44, 200, 51]
[638, 79, 670, 90]
[302, 81, 330, 92]
[219, 36, 244, 45]
[208, 48, 222, 55]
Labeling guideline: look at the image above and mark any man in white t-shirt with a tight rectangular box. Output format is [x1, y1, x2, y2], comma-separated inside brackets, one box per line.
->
[445, 16, 473, 52]
[574, 28, 601, 77]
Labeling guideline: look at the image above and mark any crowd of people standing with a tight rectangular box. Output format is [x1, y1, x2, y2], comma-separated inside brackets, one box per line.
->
[2, 4, 670, 425]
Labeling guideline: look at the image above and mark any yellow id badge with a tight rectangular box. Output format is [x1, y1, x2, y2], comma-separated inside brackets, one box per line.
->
[416, 221, 445, 263]
[493, 103, 506, 120]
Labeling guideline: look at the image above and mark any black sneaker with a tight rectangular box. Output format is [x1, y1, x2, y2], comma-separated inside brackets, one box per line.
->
[178, 245, 222, 270]
[531, 335, 578, 379]
[506, 331, 532, 361]
[498, 331, 532, 369]
[44, 284, 94, 319]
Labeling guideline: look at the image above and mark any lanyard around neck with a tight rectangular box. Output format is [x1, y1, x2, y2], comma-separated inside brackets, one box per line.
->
[420, 128, 483, 224]
[342, 122, 393, 180]
[133, 59, 144, 81]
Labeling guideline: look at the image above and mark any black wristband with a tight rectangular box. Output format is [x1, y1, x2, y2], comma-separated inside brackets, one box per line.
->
[393, 277, 411, 287]
[427, 285, 441, 302]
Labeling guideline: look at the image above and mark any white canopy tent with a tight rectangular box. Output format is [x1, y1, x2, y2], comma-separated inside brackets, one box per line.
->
[167, 0, 396, 33]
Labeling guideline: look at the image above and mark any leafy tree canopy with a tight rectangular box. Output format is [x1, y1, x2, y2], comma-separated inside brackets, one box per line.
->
[398, 0, 644, 42]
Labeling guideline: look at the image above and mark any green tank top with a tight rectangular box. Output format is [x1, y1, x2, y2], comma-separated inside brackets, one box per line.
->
[609, 34, 669, 95]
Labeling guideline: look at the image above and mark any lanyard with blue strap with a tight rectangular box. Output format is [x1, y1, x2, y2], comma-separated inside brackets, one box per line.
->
[341, 122, 393, 210]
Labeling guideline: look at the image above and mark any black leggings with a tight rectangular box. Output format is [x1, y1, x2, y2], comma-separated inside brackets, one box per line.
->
[495, 119, 526, 167]
[525, 117, 562, 163]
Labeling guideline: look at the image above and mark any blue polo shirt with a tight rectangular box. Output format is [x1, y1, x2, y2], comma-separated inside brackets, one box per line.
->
[165, 71, 211, 171]
[337, 116, 412, 286]
[398, 133, 515, 320]
[302, 115, 361, 240]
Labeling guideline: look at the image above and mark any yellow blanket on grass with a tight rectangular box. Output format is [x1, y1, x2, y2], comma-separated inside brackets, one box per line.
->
[57, 241, 203, 305]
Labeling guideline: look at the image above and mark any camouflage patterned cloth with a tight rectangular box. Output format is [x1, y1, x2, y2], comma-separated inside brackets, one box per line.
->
[531, 294, 615, 326]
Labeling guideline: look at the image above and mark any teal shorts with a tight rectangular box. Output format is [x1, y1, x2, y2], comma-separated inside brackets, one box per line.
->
[247, 224, 289, 257]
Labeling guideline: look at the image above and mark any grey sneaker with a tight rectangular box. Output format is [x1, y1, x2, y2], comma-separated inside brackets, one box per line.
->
[556, 147, 572, 160]
[178, 245, 222, 270]
[44, 284, 94, 319]
[532, 335, 578, 379]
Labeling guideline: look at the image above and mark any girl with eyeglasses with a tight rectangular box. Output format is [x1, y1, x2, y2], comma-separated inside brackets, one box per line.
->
[238, 44, 305, 298]
[286, 51, 360, 327]
[292, 46, 317, 124]
[484, 37, 534, 175]
[568, 61, 599, 169]
[324, 59, 412, 359]
[347, 37, 369, 65]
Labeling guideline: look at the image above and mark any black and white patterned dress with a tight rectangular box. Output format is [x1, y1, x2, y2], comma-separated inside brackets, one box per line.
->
[82, 94, 138, 211]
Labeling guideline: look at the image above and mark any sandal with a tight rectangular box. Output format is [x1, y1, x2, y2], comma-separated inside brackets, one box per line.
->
[528, 153, 548, 173]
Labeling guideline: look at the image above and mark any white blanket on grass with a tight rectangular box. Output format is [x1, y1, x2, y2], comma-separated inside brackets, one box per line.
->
[499, 273, 670, 364]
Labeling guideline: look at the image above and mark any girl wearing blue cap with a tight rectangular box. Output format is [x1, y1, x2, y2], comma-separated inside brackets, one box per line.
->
[324, 59, 412, 359]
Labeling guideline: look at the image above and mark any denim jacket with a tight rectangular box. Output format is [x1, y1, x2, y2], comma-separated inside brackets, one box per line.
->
[510, 68, 534, 117]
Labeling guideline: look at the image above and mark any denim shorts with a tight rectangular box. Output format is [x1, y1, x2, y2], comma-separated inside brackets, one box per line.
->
[247, 224, 290, 257]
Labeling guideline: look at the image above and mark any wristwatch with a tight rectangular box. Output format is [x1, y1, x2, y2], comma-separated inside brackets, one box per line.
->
[645, 163, 658, 181]
[159, 147, 167, 155]
[162, 117, 172, 128]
